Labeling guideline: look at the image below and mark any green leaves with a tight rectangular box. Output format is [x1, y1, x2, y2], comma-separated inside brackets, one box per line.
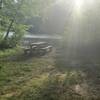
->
[0, 0, 54, 49]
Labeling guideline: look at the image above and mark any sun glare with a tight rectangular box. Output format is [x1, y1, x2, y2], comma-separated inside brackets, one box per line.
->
[56, 0, 84, 13]
[74, 0, 84, 10]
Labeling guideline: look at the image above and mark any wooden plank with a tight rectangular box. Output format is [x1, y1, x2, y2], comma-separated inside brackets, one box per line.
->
[41, 46, 52, 52]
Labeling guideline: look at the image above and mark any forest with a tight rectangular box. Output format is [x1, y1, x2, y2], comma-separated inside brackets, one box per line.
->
[0, 0, 100, 100]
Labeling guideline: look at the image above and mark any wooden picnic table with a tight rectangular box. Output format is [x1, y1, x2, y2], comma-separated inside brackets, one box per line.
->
[22, 42, 52, 55]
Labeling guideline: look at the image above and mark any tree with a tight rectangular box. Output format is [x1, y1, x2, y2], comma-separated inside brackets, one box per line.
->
[0, 0, 54, 49]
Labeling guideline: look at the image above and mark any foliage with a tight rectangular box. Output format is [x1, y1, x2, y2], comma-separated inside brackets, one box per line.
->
[0, 46, 22, 58]
[0, 0, 29, 49]
[0, 0, 54, 49]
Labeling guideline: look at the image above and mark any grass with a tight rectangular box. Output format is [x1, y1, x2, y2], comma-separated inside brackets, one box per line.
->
[0, 48, 55, 100]
[0, 47, 100, 100]
[0, 47, 22, 59]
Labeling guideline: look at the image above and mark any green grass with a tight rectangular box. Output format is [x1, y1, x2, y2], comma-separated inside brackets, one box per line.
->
[0, 59, 93, 100]
[0, 48, 100, 100]
[0, 50, 55, 100]
[0, 47, 22, 59]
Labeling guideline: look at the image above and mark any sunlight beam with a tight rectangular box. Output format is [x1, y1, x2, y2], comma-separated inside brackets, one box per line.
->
[75, 0, 83, 9]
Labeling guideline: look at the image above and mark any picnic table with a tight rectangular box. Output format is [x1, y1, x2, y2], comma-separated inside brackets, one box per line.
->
[22, 42, 52, 56]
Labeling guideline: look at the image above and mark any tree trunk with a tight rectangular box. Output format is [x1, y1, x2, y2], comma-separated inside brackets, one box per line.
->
[4, 19, 14, 40]
[0, 0, 3, 9]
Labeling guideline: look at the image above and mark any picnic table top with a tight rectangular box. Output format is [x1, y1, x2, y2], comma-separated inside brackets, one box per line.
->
[30, 42, 47, 45]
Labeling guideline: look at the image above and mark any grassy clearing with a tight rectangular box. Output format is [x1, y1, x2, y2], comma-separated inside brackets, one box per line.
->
[0, 56, 54, 100]
[0, 48, 100, 100]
